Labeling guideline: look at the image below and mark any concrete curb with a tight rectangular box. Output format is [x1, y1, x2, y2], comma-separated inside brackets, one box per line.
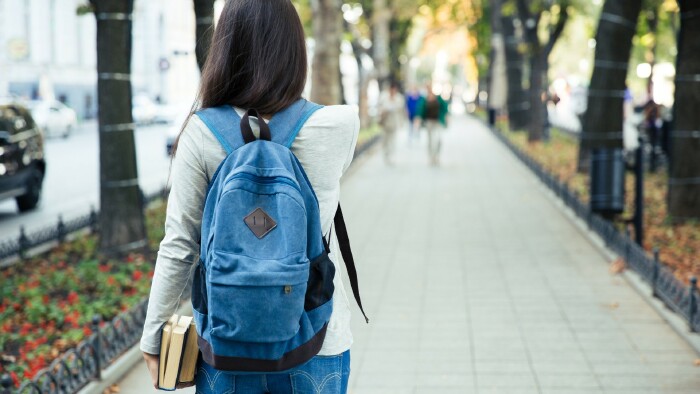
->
[77, 344, 144, 394]
[505, 140, 700, 358]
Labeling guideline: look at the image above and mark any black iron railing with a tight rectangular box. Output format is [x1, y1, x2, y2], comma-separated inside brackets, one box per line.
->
[1, 300, 148, 394]
[487, 123, 700, 333]
[0, 188, 167, 264]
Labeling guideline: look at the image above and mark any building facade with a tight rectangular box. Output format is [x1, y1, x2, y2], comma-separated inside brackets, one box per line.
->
[0, 0, 204, 120]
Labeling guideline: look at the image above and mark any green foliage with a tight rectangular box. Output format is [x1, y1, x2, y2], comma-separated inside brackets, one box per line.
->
[76, 2, 93, 15]
[292, 0, 312, 36]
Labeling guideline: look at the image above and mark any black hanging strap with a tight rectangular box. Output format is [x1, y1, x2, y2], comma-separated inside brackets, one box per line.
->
[240, 109, 271, 143]
[333, 204, 369, 323]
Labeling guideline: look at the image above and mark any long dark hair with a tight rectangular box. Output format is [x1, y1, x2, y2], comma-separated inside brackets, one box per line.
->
[173, 0, 307, 155]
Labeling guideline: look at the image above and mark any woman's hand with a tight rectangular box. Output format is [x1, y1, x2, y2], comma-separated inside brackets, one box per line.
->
[143, 352, 160, 390]
[143, 351, 196, 390]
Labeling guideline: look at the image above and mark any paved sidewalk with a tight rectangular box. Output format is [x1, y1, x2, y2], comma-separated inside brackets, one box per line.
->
[117, 115, 700, 393]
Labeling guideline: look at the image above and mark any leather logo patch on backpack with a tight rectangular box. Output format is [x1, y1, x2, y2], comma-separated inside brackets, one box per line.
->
[244, 208, 277, 239]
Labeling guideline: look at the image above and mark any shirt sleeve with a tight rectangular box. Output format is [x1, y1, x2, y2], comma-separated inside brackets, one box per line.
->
[342, 109, 360, 175]
[140, 116, 208, 354]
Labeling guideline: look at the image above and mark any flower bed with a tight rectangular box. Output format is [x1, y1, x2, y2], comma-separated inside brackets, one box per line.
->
[498, 124, 700, 286]
[0, 202, 166, 386]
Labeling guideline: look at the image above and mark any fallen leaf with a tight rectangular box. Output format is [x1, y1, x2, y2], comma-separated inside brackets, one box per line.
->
[102, 384, 120, 394]
[609, 258, 626, 275]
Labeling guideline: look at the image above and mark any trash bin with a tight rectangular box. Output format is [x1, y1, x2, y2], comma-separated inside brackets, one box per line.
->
[590, 148, 625, 215]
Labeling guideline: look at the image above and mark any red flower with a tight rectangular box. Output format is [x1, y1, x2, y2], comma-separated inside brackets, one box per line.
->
[99, 264, 110, 273]
[126, 254, 135, 262]
[10, 371, 19, 387]
[42, 295, 50, 304]
[20, 322, 33, 335]
[67, 291, 79, 305]
[148, 270, 155, 279]
[107, 276, 116, 286]
[132, 271, 143, 281]
[0, 304, 5, 313]
[83, 326, 92, 336]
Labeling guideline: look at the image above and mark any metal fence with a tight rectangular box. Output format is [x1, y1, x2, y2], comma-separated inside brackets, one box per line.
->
[0, 188, 168, 264]
[488, 125, 700, 333]
[1, 300, 148, 394]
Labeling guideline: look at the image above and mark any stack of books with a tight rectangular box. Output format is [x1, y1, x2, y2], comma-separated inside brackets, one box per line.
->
[158, 314, 199, 390]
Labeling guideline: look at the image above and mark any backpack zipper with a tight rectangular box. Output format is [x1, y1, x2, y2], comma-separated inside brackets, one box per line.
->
[230, 173, 301, 192]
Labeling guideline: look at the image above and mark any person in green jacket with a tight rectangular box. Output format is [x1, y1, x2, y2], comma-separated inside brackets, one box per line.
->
[417, 89, 449, 165]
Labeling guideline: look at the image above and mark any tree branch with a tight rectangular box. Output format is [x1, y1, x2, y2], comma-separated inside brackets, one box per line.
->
[544, 4, 569, 58]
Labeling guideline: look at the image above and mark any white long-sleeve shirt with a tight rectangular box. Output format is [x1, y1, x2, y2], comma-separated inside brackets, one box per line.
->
[140, 105, 359, 356]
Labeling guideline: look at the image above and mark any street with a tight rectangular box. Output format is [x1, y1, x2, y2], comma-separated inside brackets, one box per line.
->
[0, 121, 175, 240]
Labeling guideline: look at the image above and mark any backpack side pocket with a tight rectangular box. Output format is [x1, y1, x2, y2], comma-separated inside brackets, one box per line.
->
[305, 251, 336, 311]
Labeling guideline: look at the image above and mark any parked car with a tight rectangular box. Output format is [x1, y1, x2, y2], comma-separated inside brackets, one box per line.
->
[27, 100, 78, 138]
[133, 94, 158, 125]
[0, 102, 46, 212]
[166, 113, 189, 156]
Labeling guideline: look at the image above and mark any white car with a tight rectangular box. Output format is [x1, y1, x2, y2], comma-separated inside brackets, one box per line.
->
[28, 100, 78, 138]
[132, 94, 158, 125]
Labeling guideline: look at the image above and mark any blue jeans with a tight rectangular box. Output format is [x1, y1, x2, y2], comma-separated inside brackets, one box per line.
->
[195, 351, 350, 394]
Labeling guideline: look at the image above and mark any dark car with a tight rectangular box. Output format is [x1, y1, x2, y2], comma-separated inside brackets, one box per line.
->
[0, 103, 46, 212]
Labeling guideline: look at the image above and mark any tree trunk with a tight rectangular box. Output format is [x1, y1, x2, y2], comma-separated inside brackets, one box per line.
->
[372, 0, 390, 89]
[346, 20, 370, 126]
[90, 0, 147, 255]
[668, 0, 700, 220]
[577, 0, 642, 172]
[311, 0, 342, 104]
[194, 0, 216, 71]
[527, 51, 546, 142]
[487, 0, 507, 118]
[501, 13, 528, 131]
[388, 17, 411, 86]
[517, 1, 545, 142]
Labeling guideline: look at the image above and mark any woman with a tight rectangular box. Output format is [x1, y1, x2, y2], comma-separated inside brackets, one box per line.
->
[140, 1, 359, 392]
[378, 83, 405, 164]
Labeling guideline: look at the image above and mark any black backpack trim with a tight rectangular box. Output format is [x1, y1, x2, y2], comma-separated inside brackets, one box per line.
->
[197, 324, 328, 372]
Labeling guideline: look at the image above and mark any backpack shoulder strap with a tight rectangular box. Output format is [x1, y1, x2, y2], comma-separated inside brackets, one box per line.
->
[196, 100, 323, 153]
[195, 105, 243, 154]
[333, 204, 369, 323]
[268, 100, 323, 147]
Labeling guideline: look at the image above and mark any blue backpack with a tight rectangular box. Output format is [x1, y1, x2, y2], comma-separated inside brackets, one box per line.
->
[191, 99, 368, 372]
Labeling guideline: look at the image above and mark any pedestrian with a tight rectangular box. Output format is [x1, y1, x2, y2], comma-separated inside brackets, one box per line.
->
[405, 86, 421, 143]
[418, 89, 449, 166]
[378, 83, 405, 164]
[140, 1, 366, 393]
